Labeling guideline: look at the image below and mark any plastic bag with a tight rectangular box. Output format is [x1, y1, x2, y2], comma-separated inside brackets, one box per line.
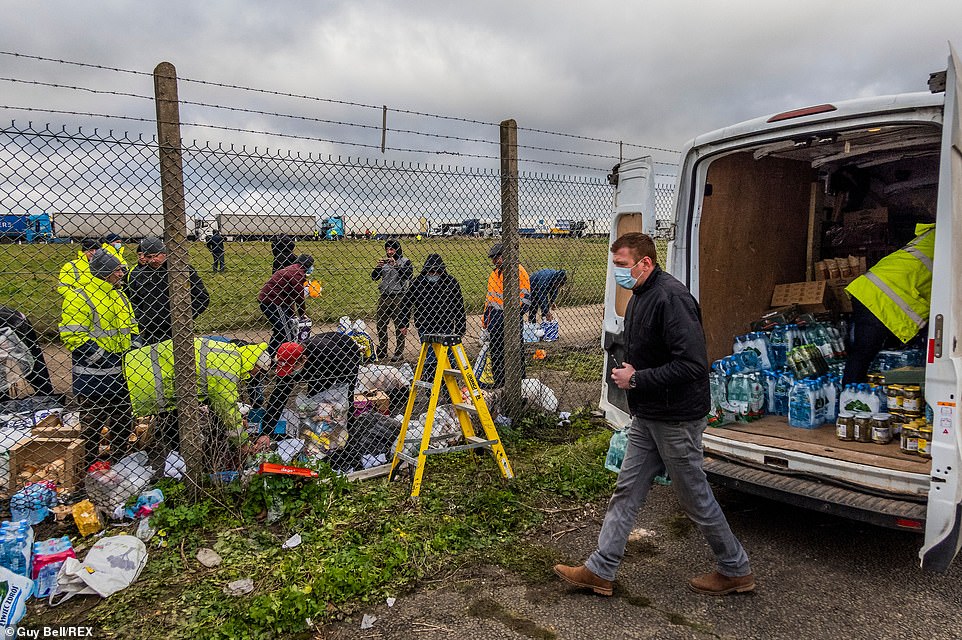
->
[50, 535, 148, 606]
[473, 345, 494, 387]
[541, 320, 559, 342]
[604, 429, 627, 473]
[85, 453, 154, 514]
[521, 379, 559, 412]
[10, 481, 57, 525]
[522, 322, 541, 343]
[0, 565, 33, 626]
[399, 405, 460, 457]
[0, 328, 35, 393]
[358, 365, 411, 392]
[337, 316, 375, 361]
[163, 451, 186, 479]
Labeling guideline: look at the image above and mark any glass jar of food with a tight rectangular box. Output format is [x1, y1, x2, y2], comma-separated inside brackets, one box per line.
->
[917, 425, 933, 459]
[870, 413, 892, 445]
[853, 412, 874, 443]
[885, 385, 902, 411]
[900, 424, 921, 455]
[889, 410, 904, 438]
[836, 411, 855, 442]
[902, 385, 922, 413]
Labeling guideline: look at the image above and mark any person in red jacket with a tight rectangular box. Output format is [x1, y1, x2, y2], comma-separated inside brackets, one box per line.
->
[258, 254, 313, 357]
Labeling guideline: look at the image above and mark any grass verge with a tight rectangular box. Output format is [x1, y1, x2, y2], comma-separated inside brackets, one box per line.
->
[32, 411, 615, 639]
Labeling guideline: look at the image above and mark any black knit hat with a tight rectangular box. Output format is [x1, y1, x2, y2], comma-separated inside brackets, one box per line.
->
[295, 254, 314, 269]
[384, 238, 401, 251]
[80, 238, 100, 251]
[422, 253, 446, 274]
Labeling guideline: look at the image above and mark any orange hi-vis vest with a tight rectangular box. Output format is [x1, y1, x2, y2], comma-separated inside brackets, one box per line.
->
[485, 265, 531, 311]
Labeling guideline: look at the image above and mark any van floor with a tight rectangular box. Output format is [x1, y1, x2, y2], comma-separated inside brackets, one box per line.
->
[708, 415, 931, 474]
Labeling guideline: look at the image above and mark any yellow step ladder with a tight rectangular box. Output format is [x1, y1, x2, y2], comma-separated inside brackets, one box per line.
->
[388, 334, 514, 497]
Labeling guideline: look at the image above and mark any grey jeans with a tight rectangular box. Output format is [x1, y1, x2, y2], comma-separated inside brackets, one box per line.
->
[586, 416, 751, 581]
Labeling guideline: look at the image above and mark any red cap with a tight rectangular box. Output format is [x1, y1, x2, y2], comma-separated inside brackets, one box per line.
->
[275, 342, 305, 377]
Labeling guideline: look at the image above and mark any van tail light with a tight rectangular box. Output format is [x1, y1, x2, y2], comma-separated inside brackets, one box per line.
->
[767, 104, 837, 123]
[894, 518, 924, 531]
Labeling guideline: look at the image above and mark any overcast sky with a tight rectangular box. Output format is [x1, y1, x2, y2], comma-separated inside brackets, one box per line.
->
[2, 0, 961, 176]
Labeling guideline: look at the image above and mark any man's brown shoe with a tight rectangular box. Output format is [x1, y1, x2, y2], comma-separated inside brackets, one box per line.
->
[553, 564, 613, 596]
[688, 571, 755, 595]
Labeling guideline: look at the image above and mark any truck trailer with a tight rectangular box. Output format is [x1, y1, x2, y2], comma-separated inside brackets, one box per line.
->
[601, 47, 962, 571]
[214, 213, 317, 240]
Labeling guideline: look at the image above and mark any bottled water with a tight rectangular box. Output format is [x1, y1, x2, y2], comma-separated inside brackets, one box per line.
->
[709, 370, 728, 411]
[32, 535, 76, 598]
[605, 430, 628, 473]
[773, 370, 793, 416]
[770, 325, 790, 369]
[734, 349, 761, 373]
[0, 520, 34, 578]
[789, 380, 818, 428]
[734, 332, 772, 370]
[762, 370, 778, 414]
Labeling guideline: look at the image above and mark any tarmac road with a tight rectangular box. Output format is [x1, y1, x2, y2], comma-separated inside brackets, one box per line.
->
[321, 484, 962, 640]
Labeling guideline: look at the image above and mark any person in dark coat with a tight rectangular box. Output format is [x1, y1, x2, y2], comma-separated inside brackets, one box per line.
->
[126, 236, 210, 345]
[0, 305, 55, 402]
[258, 254, 313, 357]
[261, 333, 362, 435]
[371, 239, 414, 362]
[271, 234, 297, 273]
[206, 230, 226, 272]
[403, 253, 467, 382]
[554, 232, 752, 598]
[528, 268, 567, 323]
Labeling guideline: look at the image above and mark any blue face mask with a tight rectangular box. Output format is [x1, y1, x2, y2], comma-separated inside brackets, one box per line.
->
[305, 266, 314, 276]
[613, 262, 640, 290]
[425, 274, 441, 283]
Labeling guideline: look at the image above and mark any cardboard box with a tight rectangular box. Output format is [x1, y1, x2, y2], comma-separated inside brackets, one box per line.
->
[824, 276, 857, 313]
[365, 390, 390, 415]
[8, 437, 84, 491]
[844, 207, 888, 227]
[31, 413, 81, 439]
[771, 281, 834, 313]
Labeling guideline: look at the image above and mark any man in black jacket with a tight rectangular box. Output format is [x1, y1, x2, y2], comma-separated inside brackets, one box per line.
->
[206, 230, 226, 272]
[554, 232, 753, 598]
[403, 254, 466, 381]
[261, 333, 362, 435]
[126, 236, 211, 345]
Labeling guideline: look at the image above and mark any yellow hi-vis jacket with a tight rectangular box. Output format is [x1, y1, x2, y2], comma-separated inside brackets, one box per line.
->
[102, 242, 128, 269]
[846, 223, 935, 343]
[485, 265, 532, 312]
[59, 277, 138, 360]
[123, 338, 268, 445]
[58, 251, 93, 295]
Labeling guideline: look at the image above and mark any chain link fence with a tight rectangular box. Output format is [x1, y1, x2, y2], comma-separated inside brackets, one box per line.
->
[0, 115, 653, 515]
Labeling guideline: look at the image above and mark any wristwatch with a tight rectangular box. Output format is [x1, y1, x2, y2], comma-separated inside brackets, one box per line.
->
[628, 371, 638, 389]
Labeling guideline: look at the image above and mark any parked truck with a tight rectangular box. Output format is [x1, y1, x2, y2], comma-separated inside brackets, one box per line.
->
[0, 213, 54, 242]
[0, 212, 212, 242]
[602, 47, 962, 571]
[215, 213, 317, 240]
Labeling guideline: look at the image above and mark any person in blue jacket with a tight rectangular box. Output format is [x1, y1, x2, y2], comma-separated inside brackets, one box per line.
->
[528, 269, 567, 323]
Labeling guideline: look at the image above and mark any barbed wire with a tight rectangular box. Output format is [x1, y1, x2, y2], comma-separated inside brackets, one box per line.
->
[0, 50, 680, 155]
[0, 106, 628, 173]
[0, 76, 632, 164]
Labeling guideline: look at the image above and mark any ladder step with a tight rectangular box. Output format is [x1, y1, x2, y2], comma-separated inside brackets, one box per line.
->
[404, 434, 459, 445]
[394, 451, 417, 465]
[452, 402, 477, 414]
[424, 438, 498, 455]
[413, 380, 434, 390]
[443, 368, 463, 377]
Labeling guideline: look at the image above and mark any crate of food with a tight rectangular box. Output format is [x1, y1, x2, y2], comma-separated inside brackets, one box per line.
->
[8, 437, 84, 491]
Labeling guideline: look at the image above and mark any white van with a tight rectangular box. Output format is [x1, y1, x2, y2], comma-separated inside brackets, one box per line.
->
[601, 47, 961, 571]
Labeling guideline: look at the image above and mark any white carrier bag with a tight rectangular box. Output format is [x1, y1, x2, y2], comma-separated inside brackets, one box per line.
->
[49, 535, 148, 606]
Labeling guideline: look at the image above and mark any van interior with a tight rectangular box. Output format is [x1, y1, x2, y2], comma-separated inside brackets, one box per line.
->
[694, 122, 942, 492]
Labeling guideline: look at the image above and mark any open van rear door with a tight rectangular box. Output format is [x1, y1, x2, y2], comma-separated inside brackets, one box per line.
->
[600, 156, 656, 429]
[920, 45, 962, 572]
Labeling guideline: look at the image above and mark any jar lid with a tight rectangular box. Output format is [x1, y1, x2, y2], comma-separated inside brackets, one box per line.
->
[872, 413, 891, 420]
